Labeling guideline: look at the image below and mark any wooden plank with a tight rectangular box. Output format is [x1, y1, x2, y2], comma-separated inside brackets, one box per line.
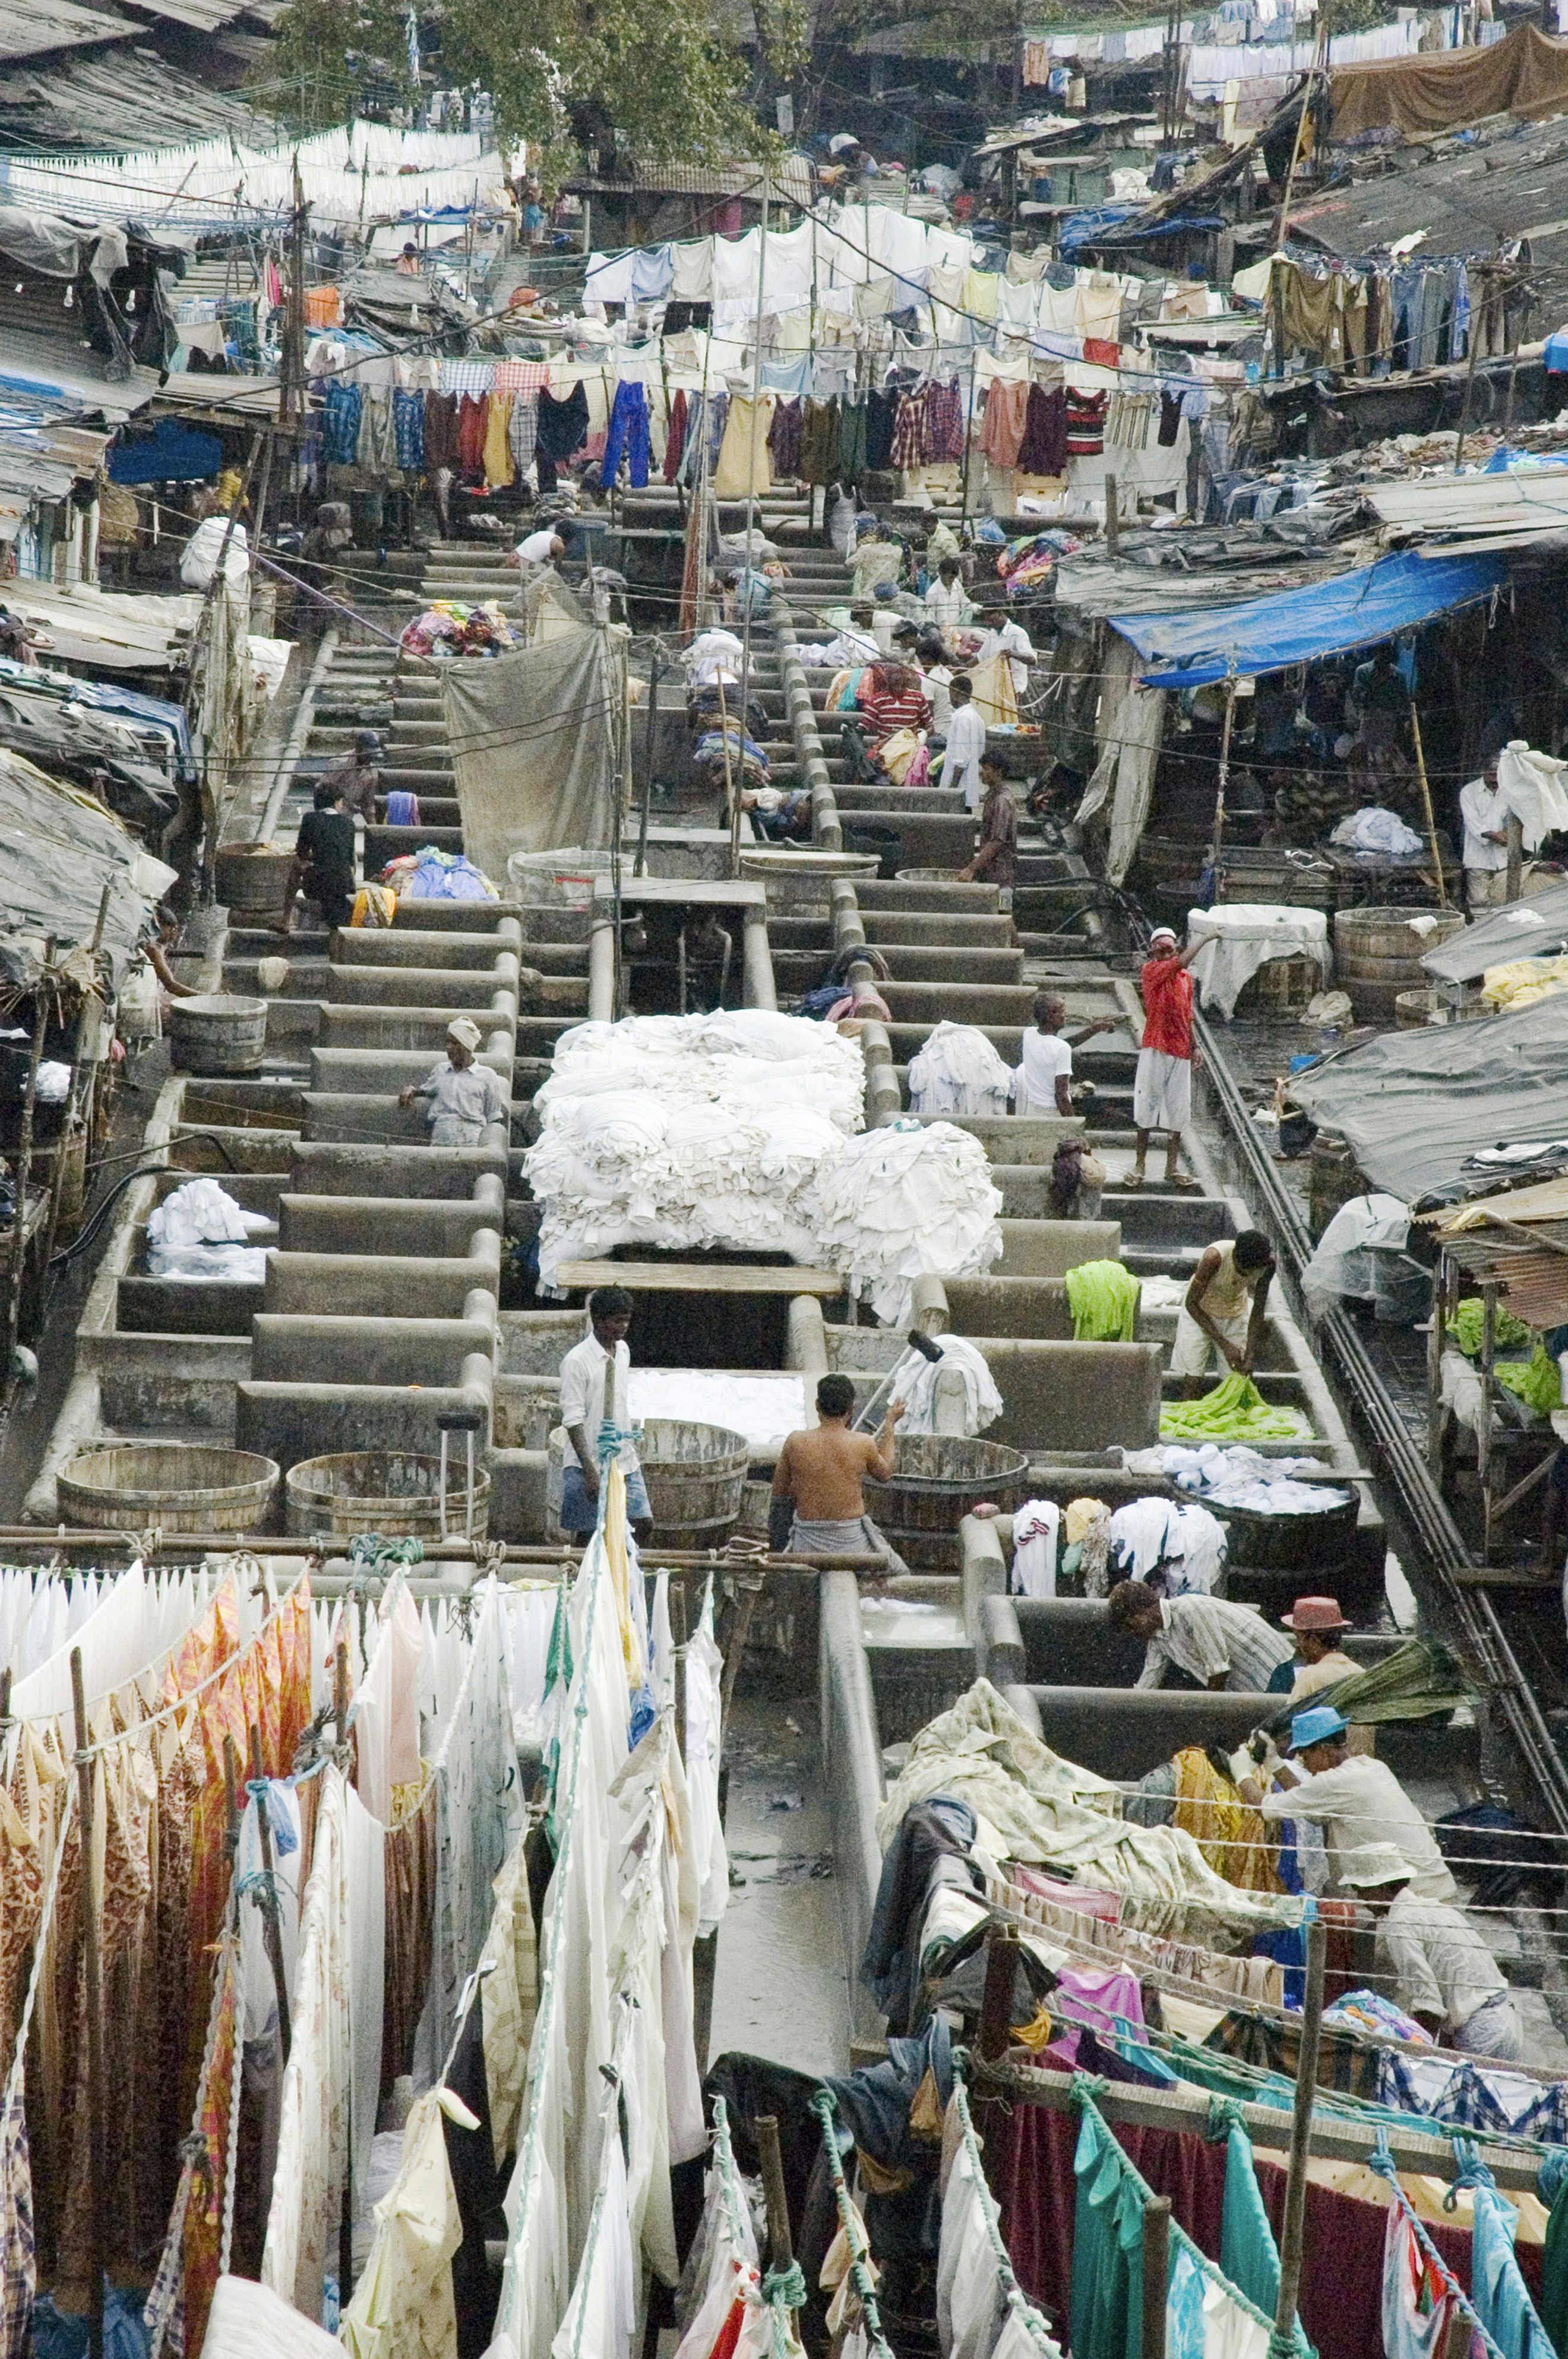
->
[596, 876, 767, 908]
[554, 1259, 844, 1295]
[969, 2059, 1544, 2192]
[1451, 1564, 1560, 1590]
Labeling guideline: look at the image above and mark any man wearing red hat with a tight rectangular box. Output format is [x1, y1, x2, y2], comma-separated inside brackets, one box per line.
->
[1266, 1596, 1356, 1700]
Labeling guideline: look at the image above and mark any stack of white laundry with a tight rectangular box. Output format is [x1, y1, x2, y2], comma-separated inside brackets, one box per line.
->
[906, 1021, 1013, 1119]
[146, 1175, 271, 1280]
[525, 1010, 867, 1289]
[801, 1118, 1004, 1324]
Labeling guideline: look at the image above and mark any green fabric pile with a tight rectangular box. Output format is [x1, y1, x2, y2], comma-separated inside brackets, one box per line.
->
[1493, 1343, 1564, 1417]
[1159, 1375, 1313, 1442]
[1065, 1257, 1142, 1342]
[1447, 1299, 1534, 1356]
[1262, 1638, 1464, 1736]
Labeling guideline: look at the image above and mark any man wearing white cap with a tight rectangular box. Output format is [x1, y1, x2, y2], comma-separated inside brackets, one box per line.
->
[1130, 926, 1202, 1189]
[1340, 1840, 1522, 2060]
[398, 1018, 508, 1145]
[1241, 1704, 1457, 1902]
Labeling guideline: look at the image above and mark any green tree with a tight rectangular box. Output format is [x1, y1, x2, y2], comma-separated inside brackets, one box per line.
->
[269, 0, 804, 157]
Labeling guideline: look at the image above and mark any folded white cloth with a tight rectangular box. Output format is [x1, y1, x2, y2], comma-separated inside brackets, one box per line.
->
[890, 1332, 1003, 1436]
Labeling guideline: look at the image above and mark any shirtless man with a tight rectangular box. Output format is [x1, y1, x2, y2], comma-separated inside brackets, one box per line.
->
[772, 1373, 909, 1580]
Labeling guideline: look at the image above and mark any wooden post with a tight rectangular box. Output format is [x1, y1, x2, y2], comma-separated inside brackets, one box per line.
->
[978, 1928, 1021, 2060]
[1273, 1916, 1326, 2353]
[1142, 2196, 1172, 2359]
[755, 2115, 794, 2269]
[1505, 811, 1524, 905]
[1210, 675, 1238, 898]
[1105, 472, 1120, 557]
[717, 1562, 764, 1735]
[1454, 264, 1487, 473]
[334, 1635, 349, 1753]
[1408, 707, 1450, 908]
[71, 1646, 107, 2359]
[222, 1732, 241, 1859]
[1427, 1252, 1447, 1479]
[1440, 2303, 1474, 2359]
[248, 1725, 293, 2060]
[669, 1573, 688, 1762]
[46, 887, 112, 1267]
[1480, 1280, 1498, 1559]
[5, 943, 52, 1401]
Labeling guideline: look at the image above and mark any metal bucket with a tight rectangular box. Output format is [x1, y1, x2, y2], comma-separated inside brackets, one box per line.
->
[58, 1442, 280, 1533]
[284, 1449, 492, 1539]
[168, 994, 268, 1076]
[638, 1419, 751, 1546]
[865, 1433, 1030, 1569]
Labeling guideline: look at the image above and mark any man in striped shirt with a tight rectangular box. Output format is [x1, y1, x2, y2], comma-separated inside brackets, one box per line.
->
[1108, 1580, 1295, 1692]
[842, 664, 932, 782]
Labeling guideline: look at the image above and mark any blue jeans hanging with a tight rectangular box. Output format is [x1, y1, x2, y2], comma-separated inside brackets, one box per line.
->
[601, 381, 650, 489]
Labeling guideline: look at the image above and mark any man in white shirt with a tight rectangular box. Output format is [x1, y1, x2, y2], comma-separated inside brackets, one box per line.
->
[1014, 990, 1117, 1116]
[1459, 752, 1512, 909]
[915, 634, 954, 733]
[1108, 1580, 1295, 1692]
[687, 627, 745, 688]
[1241, 1703, 1458, 1902]
[512, 525, 570, 578]
[397, 1017, 508, 1145]
[557, 1285, 654, 1543]
[944, 674, 987, 811]
[924, 558, 973, 633]
[1339, 1840, 1521, 2058]
[798, 606, 879, 669]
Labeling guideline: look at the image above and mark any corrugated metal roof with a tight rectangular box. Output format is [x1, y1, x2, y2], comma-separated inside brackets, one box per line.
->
[118, 0, 245, 30]
[0, 44, 272, 149]
[0, 0, 137, 63]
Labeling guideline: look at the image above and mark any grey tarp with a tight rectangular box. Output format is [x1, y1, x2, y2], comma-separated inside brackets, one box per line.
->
[1288, 999, 1568, 1198]
[0, 747, 175, 985]
[440, 620, 627, 886]
[1420, 883, 1568, 982]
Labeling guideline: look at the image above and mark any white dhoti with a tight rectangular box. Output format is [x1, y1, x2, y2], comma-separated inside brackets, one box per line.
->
[1171, 1304, 1250, 1379]
[1133, 1047, 1191, 1133]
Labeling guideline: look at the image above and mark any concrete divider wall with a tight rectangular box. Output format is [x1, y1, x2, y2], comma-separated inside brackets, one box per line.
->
[818, 1567, 889, 2043]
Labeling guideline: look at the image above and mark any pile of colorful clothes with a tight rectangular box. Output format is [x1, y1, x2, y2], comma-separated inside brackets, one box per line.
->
[399, 599, 517, 658]
[997, 528, 1082, 598]
[379, 847, 498, 901]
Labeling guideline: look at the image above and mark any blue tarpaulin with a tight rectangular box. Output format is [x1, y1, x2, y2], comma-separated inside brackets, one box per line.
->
[1060, 203, 1226, 255]
[1108, 548, 1510, 687]
[107, 417, 222, 485]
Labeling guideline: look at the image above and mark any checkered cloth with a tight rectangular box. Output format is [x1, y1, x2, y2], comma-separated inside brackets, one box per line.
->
[1, 2095, 36, 2359]
[439, 357, 495, 393]
[495, 358, 549, 390]
[1379, 2049, 1568, 2143]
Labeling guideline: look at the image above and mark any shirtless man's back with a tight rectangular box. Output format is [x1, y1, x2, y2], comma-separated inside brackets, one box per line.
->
[772, 1373, 908, 1577]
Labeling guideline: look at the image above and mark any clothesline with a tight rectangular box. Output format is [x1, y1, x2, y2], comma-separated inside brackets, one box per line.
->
[812, 2088, 900, 2358]
[950, 2063, 1066, 2355]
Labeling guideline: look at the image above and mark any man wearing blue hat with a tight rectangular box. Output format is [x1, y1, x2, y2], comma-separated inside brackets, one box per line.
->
[1240, 1703, 1457, 1902]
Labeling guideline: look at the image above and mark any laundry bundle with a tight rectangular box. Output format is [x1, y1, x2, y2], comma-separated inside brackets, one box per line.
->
[1159, 1375, 1313, 1442]
[906, 1020, 1014, 1119]
[525, 1010, 867, 1289]
[146, 1174, 271, 1280]
[799, 1117, 1005, 1325]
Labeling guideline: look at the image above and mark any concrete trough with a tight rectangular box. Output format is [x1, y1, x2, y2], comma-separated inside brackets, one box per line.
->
[237, 1375, 491, 1470]
[329, 926, 521, 970]
[994, 1220, 1124, 1275]
[265, 1245, 499, 1320]
[315, 1006, 516, 1051]
[1006, 1679, 1281, 1780]
[276, 1189, 501, 1255]
[308, 1047, 511, 1095]
[287, 1141, 508, 1196]
[250, 1312, 495, 1387]
[325, 964, 519, 1009]
[116, 1275, 264, 1335]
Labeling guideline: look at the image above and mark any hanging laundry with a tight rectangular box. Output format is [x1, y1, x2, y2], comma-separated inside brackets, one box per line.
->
[323, 381, 362, 467]
[508, 394, 539, 477]
[798, 397, 838, 484]
[393, 389, 425, 470]
[922, 378, 966, 463]
[456, 393, 488, 476]
[980, 380, 1030, 469]
[602, 381, 652, 490]
[865, 389, 897, 470]
[1011, 1500, 1061, 1599]
[1016, 385, 1068, 476]
[713, 393, 775, 499]
[423, 391, 459, 469]
[482, 390, 516, 490]
[535, 384, 589, 492]
[837, 397, 868, 481]
[890, 391, 925, 471]
[768, 397, 804, 478]
[1067, 390, 1110, 459]
[663, 389, 688, 484]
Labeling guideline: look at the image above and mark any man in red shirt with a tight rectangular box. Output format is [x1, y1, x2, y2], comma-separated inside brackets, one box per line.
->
[842, 663, 932, 780]
[1131, 923, 1202, 1189]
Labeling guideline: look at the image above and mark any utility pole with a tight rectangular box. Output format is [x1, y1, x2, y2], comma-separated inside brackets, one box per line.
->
[281, 155, 308, 433]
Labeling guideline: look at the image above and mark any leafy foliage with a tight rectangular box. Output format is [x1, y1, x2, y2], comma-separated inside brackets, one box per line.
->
[269, 0, 804, 158]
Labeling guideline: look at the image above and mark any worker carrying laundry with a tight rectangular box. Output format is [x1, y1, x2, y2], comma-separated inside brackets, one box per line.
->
[1130, 925, 1202, 1190]
[558, 1285, 654, 1546]
[1240, 1703, 1458, 1902]
[1173, 1229, 1276, 1398]
[1339, 1840, 1523, 2060]
[772, 1373, 909, 1582]
[398, 1016, 508, 1144]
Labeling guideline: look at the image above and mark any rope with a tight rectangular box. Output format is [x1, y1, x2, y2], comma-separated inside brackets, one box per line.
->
[810, 2088, 899, 2359]
[1368, 2130, 1514, 2359]
[949, 2061, 1064, 2355]
[346, 1533, 424, 1569]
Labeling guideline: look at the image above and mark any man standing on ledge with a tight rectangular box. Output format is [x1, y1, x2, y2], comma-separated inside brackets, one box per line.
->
[1130, 924, 1202, 1191]
[773, 1373, 909, 1580]
[558, 1284, 654, 1546]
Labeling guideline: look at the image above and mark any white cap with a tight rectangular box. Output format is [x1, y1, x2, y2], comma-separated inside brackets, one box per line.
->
[1149, 926, 1178, 948]
[1338, 1841, 1412, 1890]
[447, 1016, 483, 1051]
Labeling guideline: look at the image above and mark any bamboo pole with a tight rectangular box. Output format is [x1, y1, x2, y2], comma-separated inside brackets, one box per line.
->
[4, 942, 51, 1403]
[978, 1928, 1021, 2060]
[71, 1645, 108, 2359]
[1272, 1916, 1326, 2352]
[1210, 675, 1238, 897]
[45, 888, 112, 1268]
[1408, 706, 1450, 908]
[756, 2115, 794, 2269]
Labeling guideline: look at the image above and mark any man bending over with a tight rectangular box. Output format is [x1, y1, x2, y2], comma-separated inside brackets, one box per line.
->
[773, 1373, 909, 1580]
